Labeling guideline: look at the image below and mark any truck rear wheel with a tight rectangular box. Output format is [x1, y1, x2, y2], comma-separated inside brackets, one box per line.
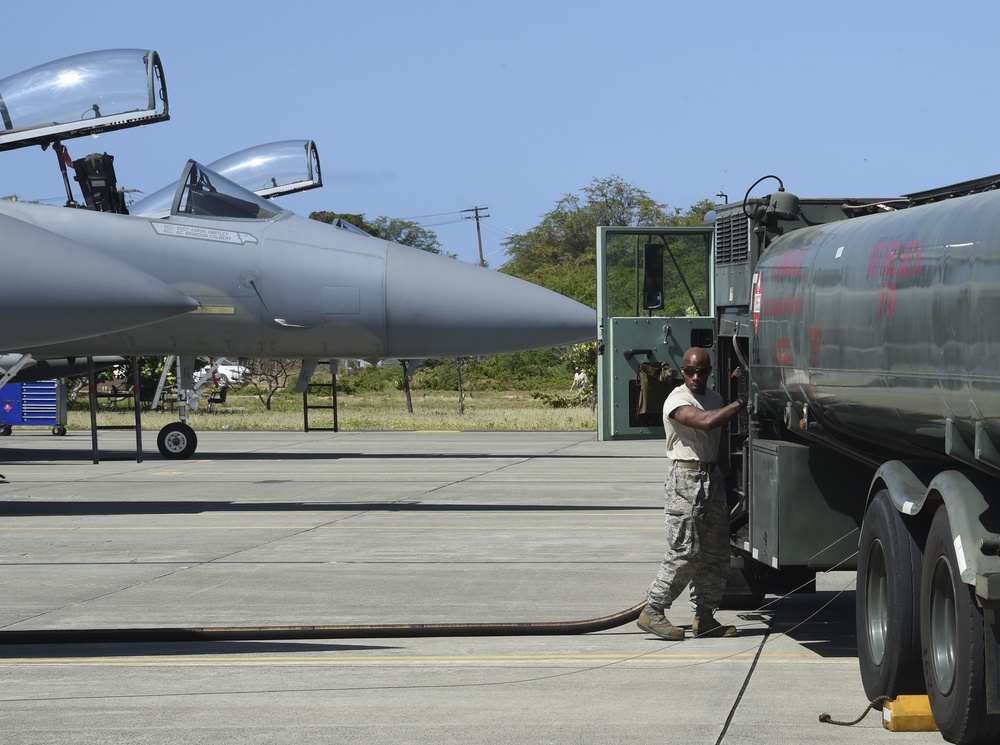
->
[921, 506, 1000, 744]
[856, 490, 926, 703]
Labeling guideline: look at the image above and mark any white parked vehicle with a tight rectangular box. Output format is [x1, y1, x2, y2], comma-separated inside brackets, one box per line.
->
[195, 358, 251, 387]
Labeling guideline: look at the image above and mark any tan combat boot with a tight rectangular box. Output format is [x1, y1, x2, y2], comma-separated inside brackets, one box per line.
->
[636, 605, 685, 639]
[692, 614, 737, 638]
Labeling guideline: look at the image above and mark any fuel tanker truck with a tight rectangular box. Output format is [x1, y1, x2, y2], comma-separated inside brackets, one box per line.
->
[595, 173, 1000, 744]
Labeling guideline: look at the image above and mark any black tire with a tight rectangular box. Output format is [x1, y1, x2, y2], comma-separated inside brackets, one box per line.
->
[0, 425, 11, 436]
[51, 425, 67, 436]
[156, 422, 198, 460]
[856, 490, 927, 703]
[921, 506, 1000, 744]
[217, 373, 230, 387]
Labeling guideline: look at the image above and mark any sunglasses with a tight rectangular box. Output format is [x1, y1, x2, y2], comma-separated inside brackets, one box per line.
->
[682, 366, 712, 378]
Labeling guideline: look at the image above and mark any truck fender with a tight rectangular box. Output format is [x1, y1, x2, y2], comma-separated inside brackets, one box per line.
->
[924, 470, 1000, 603]
[872, 462, 1000, 603]
[869, 461, 934, 517]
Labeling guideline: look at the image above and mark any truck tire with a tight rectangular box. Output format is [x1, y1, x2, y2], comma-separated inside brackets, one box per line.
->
[856, 490, 926, 704]
[921, 506, 1000, 744]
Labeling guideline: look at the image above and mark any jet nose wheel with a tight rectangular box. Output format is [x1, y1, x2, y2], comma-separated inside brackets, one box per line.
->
[157, 422, 198, 459]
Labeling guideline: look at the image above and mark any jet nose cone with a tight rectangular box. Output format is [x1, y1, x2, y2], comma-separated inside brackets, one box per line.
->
[384, 243, 595, 357]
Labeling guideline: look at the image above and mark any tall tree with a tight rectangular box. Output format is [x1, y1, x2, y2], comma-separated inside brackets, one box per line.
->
[500, 177, 712, 308]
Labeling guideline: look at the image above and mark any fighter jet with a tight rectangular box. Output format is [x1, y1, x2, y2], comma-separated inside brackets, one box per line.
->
[0, 50, 596, 459]
[3, 159, 594, 359]
[0, 160, 595, 455]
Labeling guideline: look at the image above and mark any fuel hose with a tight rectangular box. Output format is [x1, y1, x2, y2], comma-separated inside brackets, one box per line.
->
[0, 601, 647, 645]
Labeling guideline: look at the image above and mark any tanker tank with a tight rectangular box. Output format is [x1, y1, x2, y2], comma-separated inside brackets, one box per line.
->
[751, 187, 1000, 468]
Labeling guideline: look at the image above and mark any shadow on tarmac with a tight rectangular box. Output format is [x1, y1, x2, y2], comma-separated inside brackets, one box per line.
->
[0, 449, 655, 464]
[0, 501, 658, 517]
[757, 590, 858, 659]
[0, 640, 400, 658]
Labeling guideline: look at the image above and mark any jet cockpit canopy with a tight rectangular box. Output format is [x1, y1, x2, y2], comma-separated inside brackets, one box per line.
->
[210, 140, 322, 198]
[132, 140, 321, 216]
[170, 160, 288, 221]
[0, 49, 168, 151]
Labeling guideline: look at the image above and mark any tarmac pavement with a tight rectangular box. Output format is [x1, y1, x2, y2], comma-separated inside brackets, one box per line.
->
[0, 429, 944, 744]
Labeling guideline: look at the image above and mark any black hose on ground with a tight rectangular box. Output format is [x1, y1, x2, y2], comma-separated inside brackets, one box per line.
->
[0, 601, 648, 645]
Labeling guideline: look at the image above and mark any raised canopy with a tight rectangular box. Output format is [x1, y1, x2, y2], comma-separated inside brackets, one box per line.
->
[0, 49, 168, 151]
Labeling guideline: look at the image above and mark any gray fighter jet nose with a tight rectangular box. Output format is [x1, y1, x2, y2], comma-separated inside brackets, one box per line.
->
[384, 243, 596, 357]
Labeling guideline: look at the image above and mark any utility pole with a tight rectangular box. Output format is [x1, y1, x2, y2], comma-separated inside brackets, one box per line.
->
[461, 205, 490, 266]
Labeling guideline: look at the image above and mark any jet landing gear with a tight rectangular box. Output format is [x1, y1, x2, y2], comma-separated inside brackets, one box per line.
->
[155, 386, 199, 459]
[157, 422, 198, 459]
[150, 356, 202, 459]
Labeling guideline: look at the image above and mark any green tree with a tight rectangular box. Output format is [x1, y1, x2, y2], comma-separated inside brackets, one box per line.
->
[309, 212, 452, 255]
[368, 216, 451, 255]
[499, 177, 713, 309]
[309, 211, 375, 232]
[670, 198, 717, 227]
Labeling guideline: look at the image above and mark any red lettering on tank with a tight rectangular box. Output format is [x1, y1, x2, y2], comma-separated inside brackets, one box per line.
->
[867, 243, 886, 277]
[868, 240, 921, 316]
[879, 280, 897, 316]
[882, 241, 902, 277]
[762, 296, 803, 316]
[809, 327, 822, 366]
[776, 336, 792, 365]
[869, 240, 923, 279]
[770, 248, 808, 279]
[900, 241, 922, 277]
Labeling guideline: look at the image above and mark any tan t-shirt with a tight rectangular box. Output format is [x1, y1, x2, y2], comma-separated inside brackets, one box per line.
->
[662, 384, 724, 462]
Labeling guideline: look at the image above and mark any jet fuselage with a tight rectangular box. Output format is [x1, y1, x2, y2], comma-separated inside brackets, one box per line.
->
[0, 197, 595, 360]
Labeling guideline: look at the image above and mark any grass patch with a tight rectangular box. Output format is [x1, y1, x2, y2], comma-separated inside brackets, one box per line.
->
[68, 390, 596, 432]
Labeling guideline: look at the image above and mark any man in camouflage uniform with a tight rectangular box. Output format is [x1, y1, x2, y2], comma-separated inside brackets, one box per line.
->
[637, 347, 746, 639]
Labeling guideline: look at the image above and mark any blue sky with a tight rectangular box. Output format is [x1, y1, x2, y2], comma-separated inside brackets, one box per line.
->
[2, 1, 998, 266]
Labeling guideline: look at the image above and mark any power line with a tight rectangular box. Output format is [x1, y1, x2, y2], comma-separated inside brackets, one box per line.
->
[480, 222, 515, 238]
[414, 218, 466, 228]
[399, 209, 465, 220]
[460, 205, 490, 267]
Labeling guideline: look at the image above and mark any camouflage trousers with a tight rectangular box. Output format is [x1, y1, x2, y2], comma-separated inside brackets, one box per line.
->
[646, 466, 729, 613]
